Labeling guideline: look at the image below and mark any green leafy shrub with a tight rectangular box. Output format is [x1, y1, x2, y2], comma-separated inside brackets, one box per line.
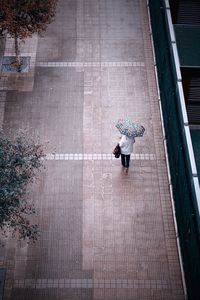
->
[0, 131, 45, 241]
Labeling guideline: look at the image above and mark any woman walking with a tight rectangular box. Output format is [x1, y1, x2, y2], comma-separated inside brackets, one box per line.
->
[115, 118, 145, 172]
[119, 135, 135, 172]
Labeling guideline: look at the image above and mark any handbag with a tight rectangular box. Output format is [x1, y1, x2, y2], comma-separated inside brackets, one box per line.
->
[113, 144, 121, 158]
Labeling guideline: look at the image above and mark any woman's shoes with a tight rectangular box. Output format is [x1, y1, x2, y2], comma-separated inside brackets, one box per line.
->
[124, 167, 129, 173]
[121, 165, 129, 173]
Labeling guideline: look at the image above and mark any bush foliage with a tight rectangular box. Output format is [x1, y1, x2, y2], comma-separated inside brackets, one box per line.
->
[0, 131, 45, 241]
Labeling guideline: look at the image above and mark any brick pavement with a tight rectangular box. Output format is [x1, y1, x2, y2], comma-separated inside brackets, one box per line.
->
[0, 0, 185, 299]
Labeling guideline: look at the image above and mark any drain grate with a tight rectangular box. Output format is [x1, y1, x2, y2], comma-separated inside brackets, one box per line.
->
[1, 56, 30, 73]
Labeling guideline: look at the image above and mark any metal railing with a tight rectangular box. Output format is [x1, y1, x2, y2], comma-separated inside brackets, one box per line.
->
[148, 0, 200, 299]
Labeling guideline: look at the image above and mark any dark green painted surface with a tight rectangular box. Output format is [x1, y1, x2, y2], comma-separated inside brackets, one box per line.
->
[175, 25, 200, 67]
[191, 130, 200, 182]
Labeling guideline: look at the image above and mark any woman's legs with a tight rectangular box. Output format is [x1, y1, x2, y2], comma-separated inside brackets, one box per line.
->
[125, 155, 130, 168]
[121, 154, 130, 168]
[121, 154, 126, 167]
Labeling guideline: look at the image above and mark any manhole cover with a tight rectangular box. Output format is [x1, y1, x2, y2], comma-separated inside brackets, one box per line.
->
[1, 56, 31, 73]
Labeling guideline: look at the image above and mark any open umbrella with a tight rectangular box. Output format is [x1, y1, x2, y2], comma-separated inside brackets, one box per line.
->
[116, 118, 145, 137]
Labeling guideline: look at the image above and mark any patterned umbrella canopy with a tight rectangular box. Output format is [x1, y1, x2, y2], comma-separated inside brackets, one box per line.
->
[116, 118, 145, 137]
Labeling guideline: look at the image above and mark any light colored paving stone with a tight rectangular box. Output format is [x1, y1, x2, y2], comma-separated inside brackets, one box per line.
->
[45, 153, 157, 160]
[36, 61, 145, 67]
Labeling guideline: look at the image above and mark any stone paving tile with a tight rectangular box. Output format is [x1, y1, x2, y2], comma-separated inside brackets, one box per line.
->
[0, 0, 185, 300]
[7, 162, 93, 286]
[36, 1, 77, 62]
[3, 67, 84, 153]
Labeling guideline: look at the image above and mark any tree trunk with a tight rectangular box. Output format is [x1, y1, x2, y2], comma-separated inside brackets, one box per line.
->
[14, 32, 21, 72]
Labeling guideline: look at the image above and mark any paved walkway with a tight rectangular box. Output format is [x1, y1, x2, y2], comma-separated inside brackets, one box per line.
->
[0, 0, 185, 299]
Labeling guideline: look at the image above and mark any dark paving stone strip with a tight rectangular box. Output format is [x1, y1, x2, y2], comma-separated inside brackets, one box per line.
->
[0, 269, 6, 300]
